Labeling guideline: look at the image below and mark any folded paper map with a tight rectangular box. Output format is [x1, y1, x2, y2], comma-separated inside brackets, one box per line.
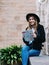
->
[22, 29, 34, 44]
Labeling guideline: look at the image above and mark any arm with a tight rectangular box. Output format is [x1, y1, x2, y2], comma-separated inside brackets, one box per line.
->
[34, 25, 46, 43]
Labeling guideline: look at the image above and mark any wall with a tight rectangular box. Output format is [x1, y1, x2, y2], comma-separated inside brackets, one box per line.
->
[36, 0, 49, 55]
[0, 0, 37, 48]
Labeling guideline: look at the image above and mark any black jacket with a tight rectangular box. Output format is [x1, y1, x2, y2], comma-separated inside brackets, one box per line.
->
[23, 24, 46, 50]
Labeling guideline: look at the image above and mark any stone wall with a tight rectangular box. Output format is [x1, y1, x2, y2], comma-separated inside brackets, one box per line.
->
[36, 0, 49, 55]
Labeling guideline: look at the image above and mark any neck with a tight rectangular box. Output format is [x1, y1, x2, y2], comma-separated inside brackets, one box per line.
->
[29, 25, 33, 29]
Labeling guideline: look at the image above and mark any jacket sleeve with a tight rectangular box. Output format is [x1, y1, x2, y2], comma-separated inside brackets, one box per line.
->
[34, 25, 46, 43]
[22, 38, 29, 46]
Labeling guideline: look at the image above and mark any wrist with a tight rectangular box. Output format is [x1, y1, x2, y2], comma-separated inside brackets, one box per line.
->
[29, 41, 32, 44]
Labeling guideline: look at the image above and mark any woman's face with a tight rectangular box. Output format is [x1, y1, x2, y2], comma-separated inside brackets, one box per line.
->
[28, 16, 36, 26]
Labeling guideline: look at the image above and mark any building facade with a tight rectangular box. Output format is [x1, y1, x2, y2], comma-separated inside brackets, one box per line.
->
[0, 0, 37, 48]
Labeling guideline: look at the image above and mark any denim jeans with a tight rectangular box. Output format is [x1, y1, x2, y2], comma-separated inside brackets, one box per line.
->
[22, 45, 41, 65]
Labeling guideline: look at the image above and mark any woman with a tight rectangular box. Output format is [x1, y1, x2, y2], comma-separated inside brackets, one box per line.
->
[22, 13, 45, 65]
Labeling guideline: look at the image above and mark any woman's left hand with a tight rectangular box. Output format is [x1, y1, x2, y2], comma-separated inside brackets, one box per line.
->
[32, 33, 37, 38]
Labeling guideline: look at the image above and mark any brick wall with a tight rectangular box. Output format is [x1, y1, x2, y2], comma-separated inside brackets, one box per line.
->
[0, 0, 37, 48]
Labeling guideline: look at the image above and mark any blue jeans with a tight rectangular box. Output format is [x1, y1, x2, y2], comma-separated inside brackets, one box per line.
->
[22, 45, 41, 65]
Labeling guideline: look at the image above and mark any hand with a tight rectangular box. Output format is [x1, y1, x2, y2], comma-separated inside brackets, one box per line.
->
[32, 33, 37, 38]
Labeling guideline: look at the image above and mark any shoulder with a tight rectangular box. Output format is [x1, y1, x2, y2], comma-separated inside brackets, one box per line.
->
[38, 24, 44, 29]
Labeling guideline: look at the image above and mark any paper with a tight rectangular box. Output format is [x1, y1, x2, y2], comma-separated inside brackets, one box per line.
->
[22, 29, 34, 43]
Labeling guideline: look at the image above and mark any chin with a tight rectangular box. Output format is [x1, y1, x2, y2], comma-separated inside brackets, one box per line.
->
[30, 25, 34, 26]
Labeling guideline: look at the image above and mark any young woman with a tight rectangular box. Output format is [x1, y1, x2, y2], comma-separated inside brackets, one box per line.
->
[22, 13, 45, 65]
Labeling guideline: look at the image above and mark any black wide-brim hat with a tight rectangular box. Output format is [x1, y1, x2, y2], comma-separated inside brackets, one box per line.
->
[26, 13, 40, 23]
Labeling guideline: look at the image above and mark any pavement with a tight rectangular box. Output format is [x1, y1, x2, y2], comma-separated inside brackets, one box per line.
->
[30, 55, 49, 65]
